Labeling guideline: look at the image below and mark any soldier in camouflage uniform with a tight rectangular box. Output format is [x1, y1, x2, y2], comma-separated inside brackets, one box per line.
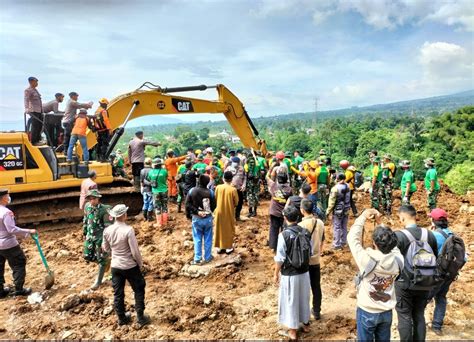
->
[83, 190, 112, 290]
[245, 157, 260, 217]
[380, 154, 396, 216]
[424, 158, 440, 210]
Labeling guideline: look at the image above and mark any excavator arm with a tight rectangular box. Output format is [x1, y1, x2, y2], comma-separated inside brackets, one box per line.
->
[85, 84, 267, 155]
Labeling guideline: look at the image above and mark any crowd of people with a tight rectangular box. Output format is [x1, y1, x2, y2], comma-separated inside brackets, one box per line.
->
[23, 76, 112, 162]
[5, 85, 466, 340]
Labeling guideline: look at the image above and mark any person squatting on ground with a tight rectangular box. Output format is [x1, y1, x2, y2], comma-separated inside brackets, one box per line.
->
[428, 208, 466, 336]
[326, 173, 351, 250]
[128, 131, 160, 191]
[67, 108, 93, 163]
[62, 92, 93, 153]
[140, 158, 154, 221]
[380, 154, 396, 216]
[348, 208, 403, 342]
[400, 160, 417, 205]
[424, 158, 440, 211]
[225, 156, 246, 221]
[186, 174, 216, 265]
[298, 198, 324, 320]
[0, 189, 37, 297]
[274, 205, 311, 340]
[267, 169, 292, 252]
[164, 149, 187, 203]
[370, 156, 383, 210]
[82, 190, 112, 290]
[214, 171, 239, 255]
[102, 204, 150, 327]
[24, 76, 44, 145]
[147, 158, 169, 228]
[93, 98, 112, 162]
[394, 205, 439, 342]
[245, 156, 260, 218]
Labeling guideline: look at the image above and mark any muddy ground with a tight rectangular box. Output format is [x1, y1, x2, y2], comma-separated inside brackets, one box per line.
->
[0, 183, 472, 340]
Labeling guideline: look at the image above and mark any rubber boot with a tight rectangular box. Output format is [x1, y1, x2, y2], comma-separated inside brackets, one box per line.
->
[133, 176, 141, 192]
[247, 207, 253, 218]
[162, 213, 169, 226]
[154, 214, 163, 228]
[91, 263, 106, 290]
[118, 312, 132, 326]
[177, 201, 182, 213]
[143, 210, 148, 221]
[147, 211, 154, 222]
[137, 312, 151, 327]
[250, 206, 257, 217]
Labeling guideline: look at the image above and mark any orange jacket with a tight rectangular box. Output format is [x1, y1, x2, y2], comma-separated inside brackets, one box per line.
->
[71, 115, 91, 136]
[164, 155, 187, 177]
[94, 108, 111, 132]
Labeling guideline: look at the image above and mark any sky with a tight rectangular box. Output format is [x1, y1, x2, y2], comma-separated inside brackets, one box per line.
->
[0, 0, 473, 127]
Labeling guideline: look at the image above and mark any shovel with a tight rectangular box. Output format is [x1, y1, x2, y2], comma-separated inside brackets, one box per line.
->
[31, 233, 55, 290]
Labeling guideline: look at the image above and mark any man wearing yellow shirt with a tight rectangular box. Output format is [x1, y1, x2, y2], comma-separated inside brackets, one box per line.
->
[381, 154, 396, 216]
[371, 157, 383, 209]
[345, 165, 359, 217]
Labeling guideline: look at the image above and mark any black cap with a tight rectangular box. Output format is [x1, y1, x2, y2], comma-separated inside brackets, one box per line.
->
[28, 76, 38, 82]
[69, 91, 78, 97]
[55, 92, 64, 98]
[0, 189, 9, 196]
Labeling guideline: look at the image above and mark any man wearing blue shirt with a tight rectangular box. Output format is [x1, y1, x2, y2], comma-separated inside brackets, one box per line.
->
[429, 208, 454, 336]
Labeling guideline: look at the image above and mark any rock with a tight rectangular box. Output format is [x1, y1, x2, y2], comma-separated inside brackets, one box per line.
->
[231, 325, 236, 332]
[214, 254, 243, 268]
[103, 306, 114, 316]
[56, 249, 70, 258]
[209, 313, 217, 320]
[103, 333, 113, 341]
[27, 292, 43, 304]
[60, 294, 81, 311]
[203, 296, 212, 305]
[182, 230, 190, 237]
[183, 240, 193, 249]
[180, 264, 212, 278]
[61, 330, 74, 340]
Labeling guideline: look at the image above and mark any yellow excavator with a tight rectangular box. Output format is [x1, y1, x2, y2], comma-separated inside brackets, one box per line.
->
[1, 83, 267, 225]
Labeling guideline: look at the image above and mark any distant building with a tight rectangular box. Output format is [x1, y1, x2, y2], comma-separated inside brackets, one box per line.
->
[218, 129, 231, 139]
[231, 136, 241, 144]
[306, 128, 315, 135]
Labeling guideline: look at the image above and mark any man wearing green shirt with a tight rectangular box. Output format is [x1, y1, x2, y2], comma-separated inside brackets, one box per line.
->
[292, 151, 304, 195]
[424, 158, 440, 210]
[399, 160, 417, 205]
[147, 158, 169, 227]
[192, 155, 208, 175]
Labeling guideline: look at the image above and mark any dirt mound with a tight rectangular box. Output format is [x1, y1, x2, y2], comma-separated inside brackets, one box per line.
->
[0, 184, 472, 340]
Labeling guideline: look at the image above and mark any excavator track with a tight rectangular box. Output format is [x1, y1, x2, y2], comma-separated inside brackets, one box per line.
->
[10, 179, 143, 227]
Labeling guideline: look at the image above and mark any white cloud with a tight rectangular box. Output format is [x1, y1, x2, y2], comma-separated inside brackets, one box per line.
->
[254, 0, 474, 31]
[418, 41, 473, 86]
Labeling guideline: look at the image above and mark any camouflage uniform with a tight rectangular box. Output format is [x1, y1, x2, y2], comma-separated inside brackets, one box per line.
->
[381, 180, 393, 215]
[427, 190, 439, 210]
[83, 202, 112, 266]
[246, 159, 260, 216]
[371, 162, 383, 210]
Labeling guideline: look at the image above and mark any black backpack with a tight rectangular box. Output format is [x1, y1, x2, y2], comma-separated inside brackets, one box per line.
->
[354, 171, 364, 188]
[282, 225, 311, 271]
[436, 229, 466, 281]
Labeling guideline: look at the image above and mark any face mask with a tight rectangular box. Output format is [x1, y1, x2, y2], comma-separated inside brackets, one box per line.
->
[424, 164, 429, 169]
[7, 196, 11, 204]
[232, 162, 238, 168]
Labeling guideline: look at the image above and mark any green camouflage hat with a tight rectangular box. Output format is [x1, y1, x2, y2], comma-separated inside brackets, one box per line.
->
[86, 189, 102, 198]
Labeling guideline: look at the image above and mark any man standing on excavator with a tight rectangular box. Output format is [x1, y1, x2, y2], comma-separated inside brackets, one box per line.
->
[24, 76, 44, 145]
[42, 92, 65, 148]
[93, 98, 112, 162]
[128, 131, 160, 191]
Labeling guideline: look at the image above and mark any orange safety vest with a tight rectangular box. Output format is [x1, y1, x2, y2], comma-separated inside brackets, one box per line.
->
[94, 108, 111, 132]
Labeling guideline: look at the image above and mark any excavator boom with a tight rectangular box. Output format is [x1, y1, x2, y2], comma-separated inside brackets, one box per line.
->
[86, 84, 267, 155]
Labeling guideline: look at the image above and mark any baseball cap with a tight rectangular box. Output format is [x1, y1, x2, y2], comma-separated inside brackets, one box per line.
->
[429, 208, 448, 220]
[28, 76, 38, 82]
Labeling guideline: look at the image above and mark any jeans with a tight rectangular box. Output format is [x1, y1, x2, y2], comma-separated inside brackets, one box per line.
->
[332, 213, 349, 248]
[269, 215, 284, 251]
[309, 264, 322, 315]
[431, 279, 453, 330]
[395, 283, 430, 342]
[62, 121, 73, 152]
[356, 307, 392, 342]
[111, 266, 146, 318]
[192, 215, 213, 262]
[67, 134, 89, 162]
[0, 245, 27, 291]
[309, 192, 325, 220]
[142, 192, 153, 212]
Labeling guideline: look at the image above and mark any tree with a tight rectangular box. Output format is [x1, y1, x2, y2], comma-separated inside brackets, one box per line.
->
[198, 127, 210, 141]
[444, 161, 474, 194]
[179, 132, 199, 150]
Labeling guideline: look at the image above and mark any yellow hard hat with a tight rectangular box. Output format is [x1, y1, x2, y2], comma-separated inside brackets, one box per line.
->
[309, 160, 318, 169]
[99, 98, 109, 104]
[195, 149, 202, 155]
